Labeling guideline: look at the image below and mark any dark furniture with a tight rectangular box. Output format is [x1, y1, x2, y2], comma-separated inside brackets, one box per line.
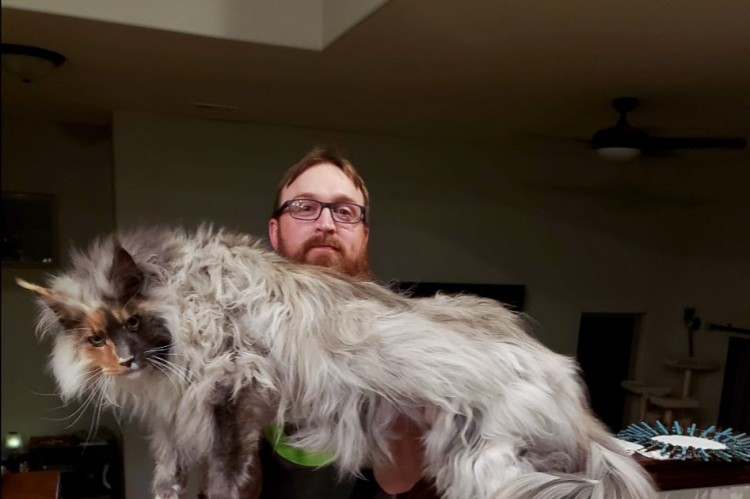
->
[26, 434, 124, 499]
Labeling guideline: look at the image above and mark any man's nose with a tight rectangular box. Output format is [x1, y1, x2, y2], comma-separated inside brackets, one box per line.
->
[315, 207, 337, 230]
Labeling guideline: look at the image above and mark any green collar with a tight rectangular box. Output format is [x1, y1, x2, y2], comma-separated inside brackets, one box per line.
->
[263, 423, 335, 467]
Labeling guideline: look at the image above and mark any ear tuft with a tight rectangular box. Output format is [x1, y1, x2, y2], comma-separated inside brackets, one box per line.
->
[16, 278, 53, 298]
[17, 278, 75, 323]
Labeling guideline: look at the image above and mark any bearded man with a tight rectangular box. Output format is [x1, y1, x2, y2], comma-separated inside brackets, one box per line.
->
[262, 147, 430, 499]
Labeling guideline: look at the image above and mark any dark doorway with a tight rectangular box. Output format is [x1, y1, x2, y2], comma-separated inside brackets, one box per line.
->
[718, 337, 750, 433]
[576, 314, 639, 432]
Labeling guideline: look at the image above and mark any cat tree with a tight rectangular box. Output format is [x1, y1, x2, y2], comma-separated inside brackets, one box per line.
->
[647, 357, 721, 424]
[623, 308, 721, 426]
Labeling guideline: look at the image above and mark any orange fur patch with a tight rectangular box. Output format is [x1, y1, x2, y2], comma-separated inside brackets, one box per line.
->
[80, 308, 128, 375]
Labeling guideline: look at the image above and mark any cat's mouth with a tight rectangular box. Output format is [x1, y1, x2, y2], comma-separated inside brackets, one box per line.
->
[121, 368, 145, 378]
[103, 363, 144, 377]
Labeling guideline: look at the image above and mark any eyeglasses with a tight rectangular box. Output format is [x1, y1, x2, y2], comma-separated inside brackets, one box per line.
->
[274, 198, 366, 224]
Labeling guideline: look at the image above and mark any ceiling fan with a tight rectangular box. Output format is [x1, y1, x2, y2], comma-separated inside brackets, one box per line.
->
[591, 97, 747, 161]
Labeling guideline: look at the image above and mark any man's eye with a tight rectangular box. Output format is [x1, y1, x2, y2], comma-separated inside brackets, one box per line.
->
[88, 335, 106, 347]
[336, 206, 354, 217]
[294, 202, 315, 212]
[125, 315, 140, 332]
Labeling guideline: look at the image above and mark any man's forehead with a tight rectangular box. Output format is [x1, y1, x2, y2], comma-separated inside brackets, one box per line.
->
[282, 163, 365, 204]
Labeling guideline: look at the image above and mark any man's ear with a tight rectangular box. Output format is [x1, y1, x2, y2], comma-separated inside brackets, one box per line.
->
[16, 278, 74, 322]
[111, 244, 144, 304]
[268, 218, 280, 251]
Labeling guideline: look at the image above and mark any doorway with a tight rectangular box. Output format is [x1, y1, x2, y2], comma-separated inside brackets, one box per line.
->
[576, 313, 639, 432]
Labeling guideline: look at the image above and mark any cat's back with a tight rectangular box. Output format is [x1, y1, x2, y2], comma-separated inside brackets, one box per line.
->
[116, 225, 273, 272]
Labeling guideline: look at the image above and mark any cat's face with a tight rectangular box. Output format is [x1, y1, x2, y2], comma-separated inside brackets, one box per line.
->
[18, 244, 173, 385]
[63, 305, 172, 377]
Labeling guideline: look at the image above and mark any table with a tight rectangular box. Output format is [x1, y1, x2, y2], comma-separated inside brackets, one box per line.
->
[2, 470, 60, 499]
[635, 455, 750, 491]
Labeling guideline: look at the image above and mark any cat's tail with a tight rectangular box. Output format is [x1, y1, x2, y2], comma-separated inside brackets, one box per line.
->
[499, 437, 656, 499]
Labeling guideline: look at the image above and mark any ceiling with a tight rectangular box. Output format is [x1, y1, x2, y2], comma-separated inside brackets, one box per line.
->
[2, 0, 749, 148]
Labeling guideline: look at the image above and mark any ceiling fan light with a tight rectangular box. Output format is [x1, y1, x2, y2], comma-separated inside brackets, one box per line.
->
[1, 44, 66, 83]
[596, 146, 641, 162]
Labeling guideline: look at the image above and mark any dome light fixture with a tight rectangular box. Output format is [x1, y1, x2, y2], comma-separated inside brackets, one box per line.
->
[596, 146, 641, 162]
[1, 43, 66, 83]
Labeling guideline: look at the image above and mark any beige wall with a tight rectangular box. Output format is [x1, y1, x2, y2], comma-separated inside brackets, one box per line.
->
[3, 112, 748, 498]
[1, 117, 116, 448]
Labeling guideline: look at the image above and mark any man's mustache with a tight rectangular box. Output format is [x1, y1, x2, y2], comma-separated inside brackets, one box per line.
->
[303, 236, 342, 253]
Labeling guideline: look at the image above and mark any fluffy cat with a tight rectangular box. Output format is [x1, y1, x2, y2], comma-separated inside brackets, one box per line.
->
[18, 226, 655, 499]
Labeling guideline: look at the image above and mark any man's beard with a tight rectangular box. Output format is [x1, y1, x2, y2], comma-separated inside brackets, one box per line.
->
[277, 234, 372, 279]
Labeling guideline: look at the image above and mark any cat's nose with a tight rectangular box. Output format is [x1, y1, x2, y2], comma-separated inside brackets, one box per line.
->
[118, 356, 135, 368]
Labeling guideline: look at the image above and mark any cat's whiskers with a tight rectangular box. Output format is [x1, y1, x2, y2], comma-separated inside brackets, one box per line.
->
[46, 375, 105, 427]
[71, 369, 105, 392]
[45, 399, 89, 422]
[112, 404, 124, 430]
[154, 359, 194, 387]
[27, 387, 68, 398]
[148, 356, 195, 385]
[44, 399, 81, 412]
[147, 359, 181, 392]
[158, 357, 196, 382]
[144, 342, 178, 354]
[84, 400, 100, 444]
[84, 380, 110, 445]
[41, 368, 103, 421]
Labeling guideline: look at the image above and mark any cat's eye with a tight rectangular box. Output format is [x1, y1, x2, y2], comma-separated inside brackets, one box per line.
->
[88, 335, 106, 347]
[124, 315, 140, 332]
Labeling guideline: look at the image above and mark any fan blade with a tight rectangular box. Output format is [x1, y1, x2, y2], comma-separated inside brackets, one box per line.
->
[647, 136, 747, 151]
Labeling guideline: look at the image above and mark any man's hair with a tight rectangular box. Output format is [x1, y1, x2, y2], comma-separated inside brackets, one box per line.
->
[272, 147, 370, 224]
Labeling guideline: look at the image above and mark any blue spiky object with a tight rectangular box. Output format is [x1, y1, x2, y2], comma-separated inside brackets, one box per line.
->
[617, 421, 750, 462]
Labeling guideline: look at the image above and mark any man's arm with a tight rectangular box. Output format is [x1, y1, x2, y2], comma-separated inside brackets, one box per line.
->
[373, 414, 425, 494]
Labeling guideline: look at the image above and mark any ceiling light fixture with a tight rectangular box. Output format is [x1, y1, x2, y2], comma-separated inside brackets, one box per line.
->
[596, 146, 641, 162]
[1, 43, 66, 83]
[591, 98, 646, 162]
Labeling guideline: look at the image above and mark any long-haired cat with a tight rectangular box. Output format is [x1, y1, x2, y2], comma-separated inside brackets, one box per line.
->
[18, 226, 655, 499]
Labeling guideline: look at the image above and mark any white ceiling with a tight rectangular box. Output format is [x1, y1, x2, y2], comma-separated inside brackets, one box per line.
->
[2, 0, 749, 148]
[0, 0, 389, 50]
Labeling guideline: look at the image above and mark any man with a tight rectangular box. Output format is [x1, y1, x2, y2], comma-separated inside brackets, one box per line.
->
[261, 147, 427, 499]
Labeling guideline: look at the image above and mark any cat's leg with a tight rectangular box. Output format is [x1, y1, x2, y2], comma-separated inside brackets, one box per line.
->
[150, 426, 188, 499]
[203, 386, 273, 499]
[422, 412, 524, 499]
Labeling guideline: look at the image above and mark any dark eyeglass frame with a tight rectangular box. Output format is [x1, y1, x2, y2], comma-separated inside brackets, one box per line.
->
[273, 198, 367, 224]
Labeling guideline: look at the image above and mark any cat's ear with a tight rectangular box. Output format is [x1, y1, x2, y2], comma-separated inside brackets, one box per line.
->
[111, 244, 144, 303]
[16, 278, 76, 322]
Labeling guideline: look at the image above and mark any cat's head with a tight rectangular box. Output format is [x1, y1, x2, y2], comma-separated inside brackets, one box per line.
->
[17, 241, 173, 398]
